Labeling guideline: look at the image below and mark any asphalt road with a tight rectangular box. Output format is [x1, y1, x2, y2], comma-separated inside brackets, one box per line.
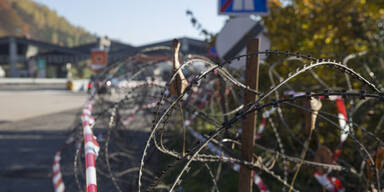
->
[0, 90, 86, 122]
[0, 89, 160, 191]
[0, 108, 81, 192]
[0, 89, 86, 191]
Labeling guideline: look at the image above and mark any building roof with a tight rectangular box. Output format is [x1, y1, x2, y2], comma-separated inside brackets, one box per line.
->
[71, 39, 136, 54]
[0, 36, 209, 64]
[0, 36, 86, 55]
[137, 37, 209, 55]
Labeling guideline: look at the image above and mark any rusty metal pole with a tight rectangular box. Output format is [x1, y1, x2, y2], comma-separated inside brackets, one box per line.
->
[238, 38, 260, 192]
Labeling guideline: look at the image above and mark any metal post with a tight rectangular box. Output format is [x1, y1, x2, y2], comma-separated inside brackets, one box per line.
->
[9, 37, 18, 77]
[238, 38, 260, 192]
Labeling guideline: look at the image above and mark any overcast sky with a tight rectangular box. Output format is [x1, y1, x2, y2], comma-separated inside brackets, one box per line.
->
[33, 0, 228, 46]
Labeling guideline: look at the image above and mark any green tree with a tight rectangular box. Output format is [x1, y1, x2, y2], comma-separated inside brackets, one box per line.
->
[263, 0, 384, 56]
[0, 0, 96, 46]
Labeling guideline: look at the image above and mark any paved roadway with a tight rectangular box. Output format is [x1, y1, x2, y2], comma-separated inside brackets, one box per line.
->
[0, 89, 86, 191]
[0, 90, 86, 122]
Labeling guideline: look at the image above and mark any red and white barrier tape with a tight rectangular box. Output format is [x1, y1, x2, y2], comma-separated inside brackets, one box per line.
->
[314, 172, 345, 192]
[53, 79, 352, 191]
[52, 152, 65, 192]
[187, 88, 349, 191]
[283, 91, 350, 144]
[333, 97, 350, 143]
[238, 107, 276, 140]
[82, 99, 100, 192]
[267, 91, 350, 190]
[252, 172, 269, 192]
[256, 108, 276, 139]
[115, 80, 165, 89]
[283, 92, 348, 191]
[52, 135, 76, 192]
[82, 81, 161, 192]
[51, 80, 166, 191]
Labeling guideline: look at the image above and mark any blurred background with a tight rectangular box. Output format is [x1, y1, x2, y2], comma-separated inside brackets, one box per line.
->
[1, 0, 384, 191]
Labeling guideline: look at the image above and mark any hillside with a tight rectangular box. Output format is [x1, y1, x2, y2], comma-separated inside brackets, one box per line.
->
[0, 0, 96, 46]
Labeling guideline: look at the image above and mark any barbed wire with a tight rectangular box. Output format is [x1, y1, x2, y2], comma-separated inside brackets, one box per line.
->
[52, 44, 384, 192]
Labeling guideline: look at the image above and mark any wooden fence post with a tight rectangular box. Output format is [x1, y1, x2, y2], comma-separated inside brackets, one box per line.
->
[238, 38, 260, 192]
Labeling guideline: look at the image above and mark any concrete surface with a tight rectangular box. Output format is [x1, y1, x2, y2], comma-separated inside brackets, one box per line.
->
[0, 78, 67, 84]
[0, 90, 86, 122]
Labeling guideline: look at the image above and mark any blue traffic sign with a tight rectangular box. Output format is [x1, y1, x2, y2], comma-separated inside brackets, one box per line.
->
[218, 0, 268, 15]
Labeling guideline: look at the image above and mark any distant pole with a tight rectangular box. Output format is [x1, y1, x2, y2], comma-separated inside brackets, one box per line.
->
[9, 37, 18, 77]
[238, 38, 260, 192]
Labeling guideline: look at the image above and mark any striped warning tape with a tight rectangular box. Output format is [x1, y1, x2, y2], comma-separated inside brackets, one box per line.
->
[52, 152, 65, 192]
[115, 80, 165, 89]
[314, 172, 345, 192]
[82, 100, 100, 192]
[283, 91, 348, 191]
[52, 136, 75, 192]
[52, 81, 164, 191]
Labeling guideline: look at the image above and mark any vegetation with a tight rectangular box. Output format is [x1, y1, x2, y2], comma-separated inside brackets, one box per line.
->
[264, 0, 384, 56]
[0, 0, 96, 46]
[180, 1, 384, 191]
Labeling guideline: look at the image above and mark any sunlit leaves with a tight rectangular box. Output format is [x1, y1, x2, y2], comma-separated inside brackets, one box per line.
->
[263, 0, 384, 55]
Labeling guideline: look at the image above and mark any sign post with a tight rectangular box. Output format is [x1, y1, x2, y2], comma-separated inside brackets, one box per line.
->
[238, 38, 260, 192]
[216, 2, 267, 190]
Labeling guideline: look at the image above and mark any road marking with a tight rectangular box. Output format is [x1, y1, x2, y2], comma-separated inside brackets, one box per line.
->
[233, 0, 254, 11]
